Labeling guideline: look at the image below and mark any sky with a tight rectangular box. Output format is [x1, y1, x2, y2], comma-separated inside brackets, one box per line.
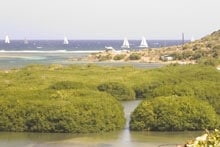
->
[0, 0, 219, 40]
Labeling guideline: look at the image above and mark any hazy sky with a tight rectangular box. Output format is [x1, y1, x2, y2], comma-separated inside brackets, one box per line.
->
[0, 0, 219, 40]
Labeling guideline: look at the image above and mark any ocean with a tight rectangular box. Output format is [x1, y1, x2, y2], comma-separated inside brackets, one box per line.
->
[0, 40, 185, 69]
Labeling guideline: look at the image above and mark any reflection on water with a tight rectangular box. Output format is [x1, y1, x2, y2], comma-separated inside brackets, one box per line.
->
[0, 100, 203, 147]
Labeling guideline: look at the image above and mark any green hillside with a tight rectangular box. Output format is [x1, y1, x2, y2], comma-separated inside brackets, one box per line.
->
[162, 29, 220, 65]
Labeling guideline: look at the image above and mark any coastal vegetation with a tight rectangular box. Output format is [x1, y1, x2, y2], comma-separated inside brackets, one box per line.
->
[0, 65, 127, 133]
[130, 96, 219, 131]
[97, 82, 135, 101]
[84, 29, 220, 67]
[0, 62, 219, 132]
[163, 30, 220, 66]
[0, 92, 125, 133]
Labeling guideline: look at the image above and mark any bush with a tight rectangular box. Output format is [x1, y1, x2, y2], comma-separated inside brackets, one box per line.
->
[128, 53, 141, 60]
[0, 91, 125, 133]
[98, 54, 112, 61]
[49, 81, 84, 90]
[97, 82, 135, 101]
[133, 82, 161, 99]
[130, 96, 219, 131]
[197, 58, 219, 66]
[113, 54, 126, 60]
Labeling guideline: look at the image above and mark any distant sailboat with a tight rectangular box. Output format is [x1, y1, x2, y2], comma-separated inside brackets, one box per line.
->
[24, 38, 28, 44]
[190, 36, 195, 42]
[139, 36, 148, 48]
[63, 37, 69, 44]
[5, 35, 10, 44]
[121, 37, 130, 48]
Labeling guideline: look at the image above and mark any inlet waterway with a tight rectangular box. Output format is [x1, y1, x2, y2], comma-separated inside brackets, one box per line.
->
[0, 100, 202, 147]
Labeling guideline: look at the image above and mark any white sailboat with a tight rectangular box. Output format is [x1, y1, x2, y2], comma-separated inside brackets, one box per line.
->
[63, 37, 69, 44]
[121, 37, 130, 48]
[139, 36, 148, 48]
[5, 35, 10, 44]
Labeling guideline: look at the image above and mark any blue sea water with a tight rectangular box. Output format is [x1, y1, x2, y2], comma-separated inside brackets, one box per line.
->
[0, 40, 185, 69]
[0, 40, 184, 52]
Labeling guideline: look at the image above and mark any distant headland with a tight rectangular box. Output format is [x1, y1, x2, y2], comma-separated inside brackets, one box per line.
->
[76, 29, 220, 68]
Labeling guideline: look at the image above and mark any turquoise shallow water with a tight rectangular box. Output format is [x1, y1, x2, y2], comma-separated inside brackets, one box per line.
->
[0, 52, 164, 70]
[0, 53, 88, 69]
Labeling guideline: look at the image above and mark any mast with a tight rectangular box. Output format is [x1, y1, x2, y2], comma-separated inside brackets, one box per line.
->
[182, 33, 184, 49]
[182, 33, 184, 45]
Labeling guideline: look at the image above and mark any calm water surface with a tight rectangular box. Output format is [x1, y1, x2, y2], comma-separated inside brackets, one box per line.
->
[0, 100, 202, 147]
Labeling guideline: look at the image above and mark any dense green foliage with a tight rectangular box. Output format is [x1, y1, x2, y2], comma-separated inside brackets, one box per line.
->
[0, 90, 125, 133]
[49, 81, 84, 90]
[133, 64, 220, 114]
[0, 63, 220, 132]
[130, 96, 219, 131]
[97, 82, 135, 101]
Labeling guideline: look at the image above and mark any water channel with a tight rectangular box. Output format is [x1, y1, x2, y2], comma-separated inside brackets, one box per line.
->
[0, 100, 202, 147]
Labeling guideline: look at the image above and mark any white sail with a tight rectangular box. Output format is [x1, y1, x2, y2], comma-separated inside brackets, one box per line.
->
[5, 35, 10, 44]
[121, 37, 130, 48]
[139, 36, 148, 48]
[63, 37, 69, 44]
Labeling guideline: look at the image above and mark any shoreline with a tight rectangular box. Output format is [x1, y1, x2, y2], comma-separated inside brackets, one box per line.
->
[0, 52, 165, 70]
[0, 49, 197, 71]
[72, 48, 197, 65]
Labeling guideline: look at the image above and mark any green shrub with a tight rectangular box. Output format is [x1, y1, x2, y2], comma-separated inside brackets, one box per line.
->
[128, 53, 141, 60]
[197, 58, 219, 66]
[98, 54, 112, 61]
[133, 82, 161, 99]
[97, 82, 135, 101]
[113, 54, 126, 60]
[49, 81, 84, 90]
[0, 91, 125, 133]
[130, 96, 219, 131]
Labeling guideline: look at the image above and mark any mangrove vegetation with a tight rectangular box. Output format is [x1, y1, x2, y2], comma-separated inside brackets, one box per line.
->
[0, 63, 220, 132]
